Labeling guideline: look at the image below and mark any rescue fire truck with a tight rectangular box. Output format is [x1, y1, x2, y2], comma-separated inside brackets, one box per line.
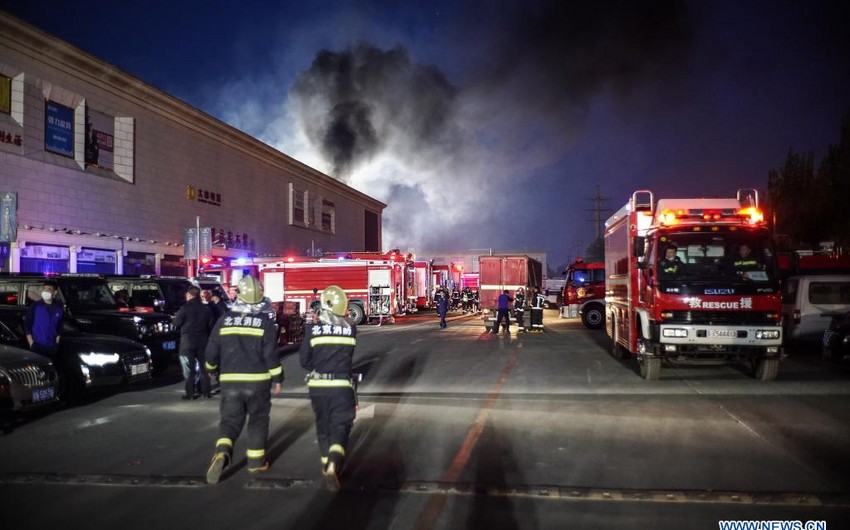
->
[605, 189, 783, 380]
[479, 255, 542, 330]
[257, 251, 410, 325]
[560, 258, 606, 329]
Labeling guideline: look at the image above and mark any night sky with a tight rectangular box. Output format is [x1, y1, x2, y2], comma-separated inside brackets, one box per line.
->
[3, 0, 849, 270]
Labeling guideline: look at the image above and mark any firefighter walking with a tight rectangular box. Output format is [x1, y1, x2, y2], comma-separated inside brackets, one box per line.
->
[204, 276, 283, 485]
[529, 287, 546, 332]
[300, 285, 358, 492]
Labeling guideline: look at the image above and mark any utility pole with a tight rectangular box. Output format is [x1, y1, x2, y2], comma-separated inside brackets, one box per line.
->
[584, 185, 611, 240]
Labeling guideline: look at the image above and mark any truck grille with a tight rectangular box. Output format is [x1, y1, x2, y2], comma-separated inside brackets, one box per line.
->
[667, 311, 777, 325]
[8, 363, 58, 386]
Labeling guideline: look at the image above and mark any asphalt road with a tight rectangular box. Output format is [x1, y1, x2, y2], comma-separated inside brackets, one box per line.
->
[2, 310, 849, 530]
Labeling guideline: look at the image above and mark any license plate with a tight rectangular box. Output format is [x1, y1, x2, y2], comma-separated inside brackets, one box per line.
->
[708, 329, 737, 338]
[163, 341, 177, 351]
[131, 363, 149, 375]
[32, 387, 55, 403]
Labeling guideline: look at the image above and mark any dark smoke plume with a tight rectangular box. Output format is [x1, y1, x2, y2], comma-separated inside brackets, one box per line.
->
[290, 43, 457, 181]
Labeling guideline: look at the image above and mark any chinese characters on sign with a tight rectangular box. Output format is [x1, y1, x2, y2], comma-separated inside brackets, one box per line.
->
[45, 100, 74, 157]
[185, 185, 222, 207]
[0, 130, 22, 146]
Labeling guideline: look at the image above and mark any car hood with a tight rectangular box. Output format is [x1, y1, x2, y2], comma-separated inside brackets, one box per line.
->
[61, 333, 148, 354]
[0, 344, 51, 365]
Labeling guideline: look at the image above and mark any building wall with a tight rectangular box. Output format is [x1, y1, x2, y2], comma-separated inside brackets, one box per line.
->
[0, 13, 384, 274]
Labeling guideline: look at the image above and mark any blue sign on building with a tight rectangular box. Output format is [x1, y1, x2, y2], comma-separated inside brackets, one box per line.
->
[45, 100, 74, 157]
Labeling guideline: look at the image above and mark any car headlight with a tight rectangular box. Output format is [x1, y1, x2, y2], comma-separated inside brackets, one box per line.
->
[755, 330, 781, 340]
[144, 347, 152, 359]
[78, 352, 121, 366]
[662, 328, 688, 338]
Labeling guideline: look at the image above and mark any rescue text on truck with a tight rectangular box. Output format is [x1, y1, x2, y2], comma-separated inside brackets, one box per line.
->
[604, 189, 783, 381]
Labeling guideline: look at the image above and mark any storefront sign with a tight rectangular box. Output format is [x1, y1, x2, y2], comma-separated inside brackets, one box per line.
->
[185, 185, 222, 206]
[78, 248, 116, 264]
[20, 244, 70, 260]
[0, 192, 16, 243]
[0, 76, 10, 114]
[45, 100, 74, 157]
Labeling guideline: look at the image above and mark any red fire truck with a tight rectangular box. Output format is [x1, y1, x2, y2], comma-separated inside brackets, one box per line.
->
[257, 252, 409, 325]
[605, 189, 783, 380]
[560, 258, 606, 329]
[479, 255, 543, 330]
[408, 260, 433, 309]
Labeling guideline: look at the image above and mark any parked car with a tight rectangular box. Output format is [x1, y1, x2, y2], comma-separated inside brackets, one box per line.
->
[782, 274, 850, 341]
[0, 274, 178, 375]
[0, 306, 151, 398]
[0, 343, 59, 413]
[823, 311, 850, 362]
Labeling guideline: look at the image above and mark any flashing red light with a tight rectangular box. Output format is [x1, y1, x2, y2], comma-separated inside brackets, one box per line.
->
[200, 257, 211, 264]
[286, 257, 295, 263]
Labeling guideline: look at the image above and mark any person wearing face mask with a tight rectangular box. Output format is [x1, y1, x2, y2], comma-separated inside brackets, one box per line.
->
[24, 280, 64, 358]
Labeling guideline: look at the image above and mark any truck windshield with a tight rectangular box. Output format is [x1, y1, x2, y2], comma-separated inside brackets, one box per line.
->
[59, 280, 119, 310]
[569, 269, 605, 284]
[655, 231, 778, 283]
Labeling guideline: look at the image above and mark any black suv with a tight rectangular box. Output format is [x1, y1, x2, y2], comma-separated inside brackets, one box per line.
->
[105, 276, 194, 315]
[0, 306, 152, 398]
[0, 274, 178, 375]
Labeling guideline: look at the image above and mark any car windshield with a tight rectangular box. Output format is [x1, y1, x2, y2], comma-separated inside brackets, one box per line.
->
[160, 281, 190, 307]
[654, 231, 778, 283]
[59, 279, 119, 310]
[128, 281, 163, 307]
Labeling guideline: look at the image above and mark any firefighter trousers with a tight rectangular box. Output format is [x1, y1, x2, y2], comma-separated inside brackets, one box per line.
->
[308, 385, 356, 469]
[514, 309, 525, 330]
[530, 308, 544, 330]
[214, 382, 272, 469]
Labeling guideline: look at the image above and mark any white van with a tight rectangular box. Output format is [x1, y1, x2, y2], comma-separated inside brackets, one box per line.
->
[782, 275, 850, 340]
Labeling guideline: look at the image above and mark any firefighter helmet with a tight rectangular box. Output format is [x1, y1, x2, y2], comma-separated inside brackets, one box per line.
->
[237, 276, 264, 304]
[322, 285, 348, 316]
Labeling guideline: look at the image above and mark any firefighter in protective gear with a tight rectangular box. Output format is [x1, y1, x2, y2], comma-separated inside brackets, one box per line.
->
[731, 243, 764, 278]
[204, 275, 282, 485]
[658, 244, 685, 277]
[514, 288, 527, 332]
[529, 287, 546, 332]
[300, 285, 358, 492]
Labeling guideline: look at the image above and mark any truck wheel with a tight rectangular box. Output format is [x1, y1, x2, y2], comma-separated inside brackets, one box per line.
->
[348, 303, 365, 325]
[754, 358, 780, 381]
[610, 324, 627, 360]
[582, 303, 604, 329]
[639, 355, 661, 380]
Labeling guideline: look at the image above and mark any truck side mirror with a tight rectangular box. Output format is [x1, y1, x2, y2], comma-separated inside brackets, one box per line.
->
[633, 236, 645, 257]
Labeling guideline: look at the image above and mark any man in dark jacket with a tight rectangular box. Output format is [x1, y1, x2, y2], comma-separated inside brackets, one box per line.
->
[209, 289, 228, 322]
[24, 280, 63, 358]
[514, 288, 526, 333]
[204, 276, 282, 484]
[300, 285, 357, 492]
[492, 290, 513, 334]
[435, 287, 449, 328]
[173, 286, 214, 399]
[529, 287, 546, 332]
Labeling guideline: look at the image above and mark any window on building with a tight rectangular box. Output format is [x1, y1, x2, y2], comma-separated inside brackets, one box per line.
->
[322, 199, 335, 233]
[0, 76, 10, 115]
[289, 183, 306, 226]
[365, 210, 380, 252]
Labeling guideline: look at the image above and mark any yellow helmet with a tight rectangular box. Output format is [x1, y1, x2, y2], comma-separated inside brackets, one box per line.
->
[321, 285, 348, 317]
[237, 276, 264, 304]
